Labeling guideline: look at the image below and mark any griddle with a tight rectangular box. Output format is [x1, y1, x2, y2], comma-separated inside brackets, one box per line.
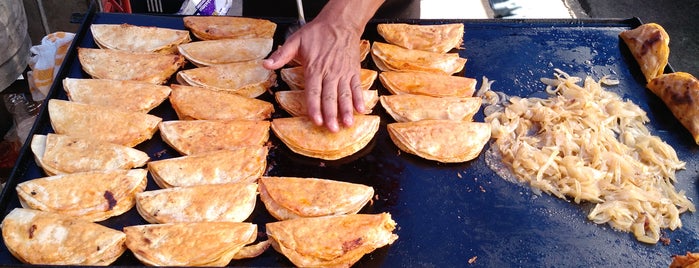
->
[1, 3, 698, 267]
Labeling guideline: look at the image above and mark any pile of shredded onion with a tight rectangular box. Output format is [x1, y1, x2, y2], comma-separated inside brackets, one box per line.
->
[478, 69, 695, 244]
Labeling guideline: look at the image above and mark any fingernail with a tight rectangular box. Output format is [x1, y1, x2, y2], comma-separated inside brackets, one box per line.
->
[343, 116, 354, 126]
[312, 115, 323, 126]
[328, 121, 339, 133]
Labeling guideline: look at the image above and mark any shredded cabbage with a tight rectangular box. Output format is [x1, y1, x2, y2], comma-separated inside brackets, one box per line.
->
[482, 69, 695, 244]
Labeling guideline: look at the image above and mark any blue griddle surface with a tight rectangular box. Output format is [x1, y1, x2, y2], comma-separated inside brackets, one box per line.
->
[1, 11, 698, 267]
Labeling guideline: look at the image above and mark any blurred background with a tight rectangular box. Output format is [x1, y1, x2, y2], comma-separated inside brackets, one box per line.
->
[1, 0, 696, 180]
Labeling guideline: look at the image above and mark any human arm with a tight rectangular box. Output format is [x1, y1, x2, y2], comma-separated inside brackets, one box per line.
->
[262, 0, 385, 132]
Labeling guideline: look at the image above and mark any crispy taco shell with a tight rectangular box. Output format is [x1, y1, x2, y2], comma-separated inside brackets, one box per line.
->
[183, 16, 276, 40]
[63, 78, 171, 113]
[177, 38, 273, 67]
[124, 222, 267, 266]
[176, 60, 276, 98]
[31, 134, 149, 176]
[159, 120, 270, 155]
[271, 115, 380, 160]
[259, 176, 374, 220]
[647, 72, 699, 144]
[379, 71, 476, 97]
[16, 169, 147, 222]
[619, 23, 670, 82]
[275, 90, 378, 117]
[148, 147, 268, 188]
[377, 23, 464, 53]
[136, 183, 258, 223]
[169, 84, 274, 120]
[387, 120, 491, 163]
[371, 42, 466, 74]
[1, 208, 126, 265]
[266, 213, 398, 268]
[48, 99, 161, 147]
[91, 23, 190, 54]
[380, 94, 481, 122]
[78, 48, 185, 84]
[280, 66, 377, 91]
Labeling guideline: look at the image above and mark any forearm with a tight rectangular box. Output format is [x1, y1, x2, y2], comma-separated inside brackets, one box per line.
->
[313, 0, 386, 36]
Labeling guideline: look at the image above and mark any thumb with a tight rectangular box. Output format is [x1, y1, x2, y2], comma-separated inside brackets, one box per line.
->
[263, 41, 299, 70]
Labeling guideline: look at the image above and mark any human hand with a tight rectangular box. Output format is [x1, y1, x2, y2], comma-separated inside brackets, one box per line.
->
[263, 19, 365, 132]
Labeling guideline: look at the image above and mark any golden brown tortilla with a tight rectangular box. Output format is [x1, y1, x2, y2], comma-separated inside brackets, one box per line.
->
[16, 169, 147, 222]
[379, 71, 477, 97]
[280, 66, 377, 91]
[91, 23, 191, 54]
[48, 99, 162, 147]
[259, 176, 374, 220]
[647, 72, 699, 144]
[619, 23, 670, 82]
[371, 42, 466, 74]
[63, 78, 171, 113]
[183, 16, 276, 40]
[136, 183, 258, 223]
[377, 23, 464, 53]
[387, 120, 491, 163]
[31, 133, 149, 176]
[177, 38, 273, 66]
[159, 120, 270, 155]
[169, 84, 274, 121]
[147, 147, 268, 188]
[1, 208, 126, 265]
[275, 90, 378, 117]
[124, 222, 266, 266]
[266, 213, 398, 267]
[176, 60, 277, 98]
[271, 115, 380, 160]
[380, 94, 482, 122]
[78, 48, 185, 84]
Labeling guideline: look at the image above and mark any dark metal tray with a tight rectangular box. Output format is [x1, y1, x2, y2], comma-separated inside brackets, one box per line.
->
[2, 4, 698, 267]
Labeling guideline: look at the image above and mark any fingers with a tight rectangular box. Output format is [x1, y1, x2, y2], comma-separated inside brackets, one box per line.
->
[350, 73, 365, 114]
[321, 77, 341, 132]
[262, 40, 299, 70]
[305, 72, 324, 128]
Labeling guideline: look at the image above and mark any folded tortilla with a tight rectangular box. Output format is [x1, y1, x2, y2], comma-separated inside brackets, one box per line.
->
[280, 66, 377, 91]
[169, 84, 274, 121]
[266, 213, 398, 267]
[48, 99, 162, 147]
[388, 120, 491, 163]
[1, 208, 126, 265]
[377, 23, 464, 53]
[91, 23, 191, 54]
[619, 23, 670, 82]
[177, 38, 273, 66]
[16, 169, 147, 222]
[136, 183, 258, 223]
[183, 16, 276, 40]
[259, 176, 374, 220]
[176, 60, 277, 98]
[271, 115, 380, 160]
[159, 120, 270, 155]
[148, 147, 268, 188]
[63, 78, 171, 113]
[124, 222, 268, 266]
[380, 94, 482, 122]
[647, 72, 699, 144]
[371, 42, 466, 74]
[31, 133, 149, 176]
[275, 90, 378, 117]
[78, 47, 185, 84]
[379, 71, 477, 97]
